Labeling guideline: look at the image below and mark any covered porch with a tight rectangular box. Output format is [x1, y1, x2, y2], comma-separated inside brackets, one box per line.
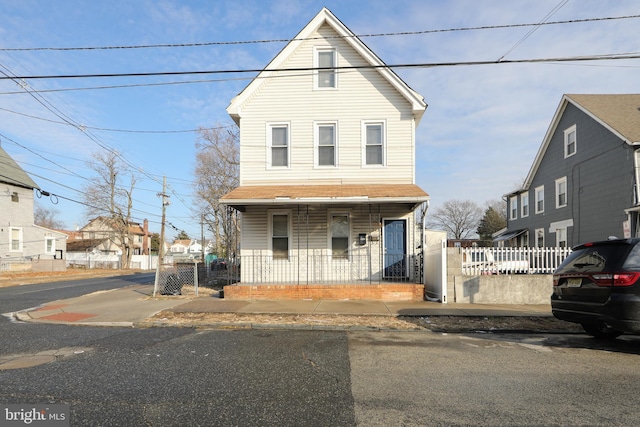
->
[220, 184, 429, 301]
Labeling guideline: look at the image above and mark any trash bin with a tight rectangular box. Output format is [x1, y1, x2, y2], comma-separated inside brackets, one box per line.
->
[161, 273, 182, 295]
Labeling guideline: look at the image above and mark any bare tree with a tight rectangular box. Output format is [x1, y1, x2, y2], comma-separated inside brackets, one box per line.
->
[193, 125, 239, 257]
[83, 150, 137, 268]
[427, 199, 483, 239]
[34, 202, 66, 229]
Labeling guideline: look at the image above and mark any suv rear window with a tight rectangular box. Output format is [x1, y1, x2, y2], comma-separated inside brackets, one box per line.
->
[555, 242, 639, 274]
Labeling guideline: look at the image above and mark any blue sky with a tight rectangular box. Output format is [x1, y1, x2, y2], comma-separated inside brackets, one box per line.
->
[1, 0, 639, 240]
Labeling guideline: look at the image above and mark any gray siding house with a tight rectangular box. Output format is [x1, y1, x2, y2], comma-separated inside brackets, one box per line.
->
[0, 144, 67, 269]
[500, 94, 640, 248]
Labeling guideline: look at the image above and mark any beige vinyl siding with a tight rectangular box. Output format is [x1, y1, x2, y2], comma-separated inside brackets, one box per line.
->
[240, 204, 414, 253]
[238, 204, 416, 283]
[237, 23, 416, 186]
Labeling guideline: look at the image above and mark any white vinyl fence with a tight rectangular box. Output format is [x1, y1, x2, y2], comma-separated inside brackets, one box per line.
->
[461, 246, 572, 275]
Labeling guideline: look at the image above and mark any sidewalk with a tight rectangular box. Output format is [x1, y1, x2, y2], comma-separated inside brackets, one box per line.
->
[13, 284, 553, 328]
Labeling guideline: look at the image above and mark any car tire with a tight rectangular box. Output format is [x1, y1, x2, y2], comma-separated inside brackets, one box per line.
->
[581, 323, 623, 340]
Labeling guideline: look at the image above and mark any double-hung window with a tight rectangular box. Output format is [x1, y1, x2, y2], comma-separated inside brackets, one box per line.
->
[45, 237, 55, 254]
[316, 48, 336, 89]
[521, 193, 529, 217]
[363, 122, 384, 166]
[535, 185, 544, 214]
[10, 227, 22, 252]
[268, 123, 290, 168]
[330, 213, 349, 259]
[316, 122, 337, 167]
[536, 228, 545, 247]
[564, 125, 576, 158]
[556, 177, 567, 208]
[270, 212, 290, 260]
[509, 196, 518, 220]
[556, 227, 567, 247]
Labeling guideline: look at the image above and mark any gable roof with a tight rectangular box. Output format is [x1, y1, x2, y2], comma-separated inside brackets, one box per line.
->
[522, 94, 640, 191]
[0, 144, 39, 189]
[226, 7, 427, 125]
[66, 238, 111, 252]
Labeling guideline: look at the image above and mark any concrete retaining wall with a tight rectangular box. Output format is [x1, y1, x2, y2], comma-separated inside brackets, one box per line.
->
[449, 274, 553, 304]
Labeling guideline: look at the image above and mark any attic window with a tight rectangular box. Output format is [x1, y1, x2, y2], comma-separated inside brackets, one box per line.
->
[564, 125, 576, 158]
[316, 48, 336, 89]
[11, 192, 18, 202]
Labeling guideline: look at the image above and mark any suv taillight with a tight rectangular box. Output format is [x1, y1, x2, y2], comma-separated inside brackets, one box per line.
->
[591, 272, 640, 287]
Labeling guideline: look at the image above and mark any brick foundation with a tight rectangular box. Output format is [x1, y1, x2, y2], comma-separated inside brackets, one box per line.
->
[222, 283, 425, 301]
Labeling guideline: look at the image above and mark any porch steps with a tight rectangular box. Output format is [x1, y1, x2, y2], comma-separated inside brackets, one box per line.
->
[222, 283, 424, 301]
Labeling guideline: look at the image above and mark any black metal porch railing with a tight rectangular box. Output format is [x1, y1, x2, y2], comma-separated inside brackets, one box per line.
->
[207, 253, 422, 286]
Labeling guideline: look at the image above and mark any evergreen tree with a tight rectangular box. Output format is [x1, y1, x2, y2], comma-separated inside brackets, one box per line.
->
[477, 206, 507, 241]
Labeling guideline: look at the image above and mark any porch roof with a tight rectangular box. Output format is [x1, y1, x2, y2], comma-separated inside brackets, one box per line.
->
[220, 184, 429, 211]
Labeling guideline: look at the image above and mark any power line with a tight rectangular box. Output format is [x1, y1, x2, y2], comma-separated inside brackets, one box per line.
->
[0, 106, 235, 134]
[2, 52, 640, 81]
[1, 14, 638, 52]
[497, 0, 569, 61]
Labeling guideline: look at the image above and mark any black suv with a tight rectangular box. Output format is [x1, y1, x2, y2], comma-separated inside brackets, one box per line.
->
[551, 238, 640, 339]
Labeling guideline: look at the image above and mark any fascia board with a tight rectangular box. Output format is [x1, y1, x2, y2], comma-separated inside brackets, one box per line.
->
[522, 95, 570, 190]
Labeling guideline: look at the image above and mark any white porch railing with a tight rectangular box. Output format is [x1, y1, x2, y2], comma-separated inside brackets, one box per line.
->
[461, 246, 572, 275]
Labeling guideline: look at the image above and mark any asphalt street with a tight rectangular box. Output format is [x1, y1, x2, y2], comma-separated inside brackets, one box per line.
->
[2, 275, 640, 426]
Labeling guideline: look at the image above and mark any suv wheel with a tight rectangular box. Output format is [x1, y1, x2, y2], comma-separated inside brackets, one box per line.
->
[581, 323, 623, 340]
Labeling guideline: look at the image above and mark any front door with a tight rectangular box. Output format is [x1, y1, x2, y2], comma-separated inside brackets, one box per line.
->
[384, 219, 407, 278]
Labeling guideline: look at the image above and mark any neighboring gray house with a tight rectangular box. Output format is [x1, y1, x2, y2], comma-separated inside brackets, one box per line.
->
[220, 8, 429, 300]
[500, 94, 640, 248]
[0, 144, 67, 270]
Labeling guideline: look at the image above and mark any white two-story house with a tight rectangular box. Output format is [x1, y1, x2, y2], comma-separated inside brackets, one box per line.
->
[0, 144, 67, 271]
[220, 8, 429, 300]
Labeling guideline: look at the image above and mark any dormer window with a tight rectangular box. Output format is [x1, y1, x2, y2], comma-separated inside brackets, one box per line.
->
[316, 48, 336, 89]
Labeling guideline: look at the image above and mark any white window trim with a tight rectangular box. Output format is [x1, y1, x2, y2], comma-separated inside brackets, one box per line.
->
[9, 227, 23, 252]
[45, 237, 55, 255]
[268, 210, 292, 260]
[314, 47, 337, 90]
[535, 228, 545, 247]
[535, 185, 545, 214]
[266, 122, 291, 169]
[327, 210, 351, 260]
[556, 227, 568, 247]
[314, 121, 338, 168]
[509, 196, 518, 220]
[521, 193, 529, 218]
[564, 125, 577, 158]
[555, 176, 567, 209]
[361, 120, 386, 167]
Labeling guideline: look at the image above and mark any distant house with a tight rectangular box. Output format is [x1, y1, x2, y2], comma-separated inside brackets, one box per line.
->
[169, 239, 190, 255]
[78, 216, 151, 256]
[0, 144, 67, 270]
[220, 8, 429, 300]
[500, 94, 640, 248]
[169, 239, 209, 261]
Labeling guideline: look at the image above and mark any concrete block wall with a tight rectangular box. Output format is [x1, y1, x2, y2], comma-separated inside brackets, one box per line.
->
[450, 274, 553, 304]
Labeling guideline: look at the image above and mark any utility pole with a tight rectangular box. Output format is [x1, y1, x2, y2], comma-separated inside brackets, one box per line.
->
[153, 176, 170, 297]
[201, 214, 205, 263]
[157, 176, 170, 263]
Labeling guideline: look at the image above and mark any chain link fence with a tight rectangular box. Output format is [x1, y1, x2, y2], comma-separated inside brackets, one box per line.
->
[154, 263, 200, 296]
